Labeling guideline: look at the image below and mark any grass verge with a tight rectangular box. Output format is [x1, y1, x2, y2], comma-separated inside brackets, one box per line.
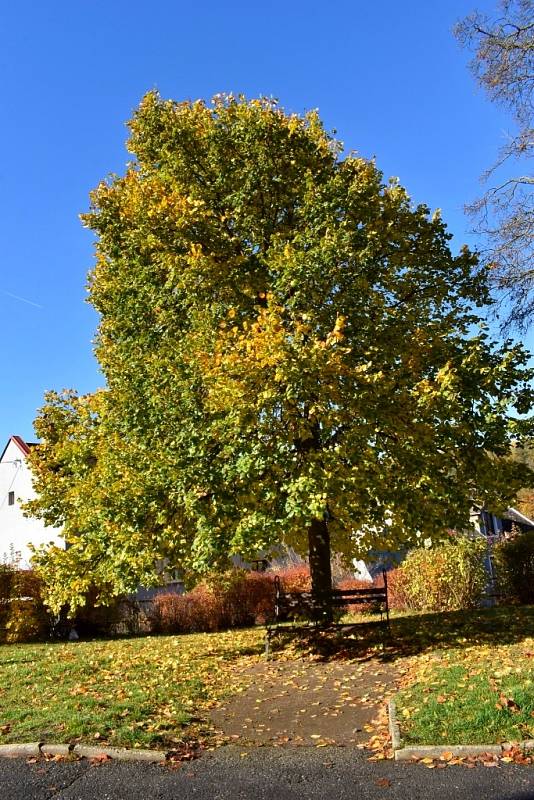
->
[395, 606, 534, 745]
[0, 627, 263, 749]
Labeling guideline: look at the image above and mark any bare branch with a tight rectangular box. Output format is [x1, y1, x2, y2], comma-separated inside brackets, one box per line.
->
[456, 0, 534, 331]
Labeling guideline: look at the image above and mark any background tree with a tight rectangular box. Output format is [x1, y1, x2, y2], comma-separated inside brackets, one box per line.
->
[455, 0, 534, 331]
[510, 441, 534, 517]
[27, 93, 533, 614]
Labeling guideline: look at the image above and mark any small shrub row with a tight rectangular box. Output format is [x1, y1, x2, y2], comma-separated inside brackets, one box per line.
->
[0, 566, 138, 643]
[4, 532, 512, 642]
[376, 532, 534, 613]
[150, 562, 408, 633]
[150, 569, 275, 634]
[150, 563, 368, 635]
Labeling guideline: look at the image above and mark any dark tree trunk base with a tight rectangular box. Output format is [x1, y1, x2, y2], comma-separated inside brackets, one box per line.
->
[308, 517, 333, 624]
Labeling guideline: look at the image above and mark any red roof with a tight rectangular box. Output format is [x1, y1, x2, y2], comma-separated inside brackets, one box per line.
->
[0, 435, 38, 462]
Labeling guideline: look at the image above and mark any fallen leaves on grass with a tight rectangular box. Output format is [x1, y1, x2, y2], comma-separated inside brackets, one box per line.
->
[397, 624, 534, 746]
[495, 694, 521, 713]
[0, 628, 265, 750]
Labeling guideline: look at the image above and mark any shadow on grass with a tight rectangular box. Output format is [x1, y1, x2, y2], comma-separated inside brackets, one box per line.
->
[270, 605, 534, 662]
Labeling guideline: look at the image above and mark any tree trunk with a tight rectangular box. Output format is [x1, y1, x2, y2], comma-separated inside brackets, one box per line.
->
[308, 517, 333, 623]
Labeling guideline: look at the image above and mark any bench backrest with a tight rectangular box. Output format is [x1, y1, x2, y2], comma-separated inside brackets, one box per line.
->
[274, 570, 388, 603]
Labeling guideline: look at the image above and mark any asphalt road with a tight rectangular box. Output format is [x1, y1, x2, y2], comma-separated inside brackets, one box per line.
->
[2, 747, 534, 800]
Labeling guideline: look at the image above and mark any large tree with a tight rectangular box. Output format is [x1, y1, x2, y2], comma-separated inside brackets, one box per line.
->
[455, 0, 534, 331]
[27, 93, 533, 614]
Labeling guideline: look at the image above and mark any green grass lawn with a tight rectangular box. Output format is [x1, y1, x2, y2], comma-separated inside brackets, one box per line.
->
[0, 628, 264, 749]
[393, 606, 534, 746]
[2, 606, 534, 751]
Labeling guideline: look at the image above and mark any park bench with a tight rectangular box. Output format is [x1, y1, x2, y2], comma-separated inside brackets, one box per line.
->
[265, 571, 390, 654]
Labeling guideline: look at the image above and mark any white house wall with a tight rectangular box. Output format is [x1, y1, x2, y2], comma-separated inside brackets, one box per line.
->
[0, 439, 63, 567]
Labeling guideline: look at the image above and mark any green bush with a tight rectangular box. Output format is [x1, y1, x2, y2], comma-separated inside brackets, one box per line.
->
[493, 531, 534, 604]
[399, 537, 488, 612]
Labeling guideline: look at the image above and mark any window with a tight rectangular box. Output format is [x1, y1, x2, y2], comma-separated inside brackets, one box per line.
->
[8, 491, 15, 506]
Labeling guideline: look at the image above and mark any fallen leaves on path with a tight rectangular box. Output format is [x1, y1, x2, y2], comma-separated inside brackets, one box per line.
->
[210, 658, 399, 748]
[364, 704, 393, 761]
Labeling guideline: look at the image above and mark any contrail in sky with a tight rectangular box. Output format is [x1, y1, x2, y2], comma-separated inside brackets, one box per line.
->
[2, 290, 44, 309]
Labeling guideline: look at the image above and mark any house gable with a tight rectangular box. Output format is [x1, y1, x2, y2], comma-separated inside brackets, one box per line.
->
[0, 435, 63, 566]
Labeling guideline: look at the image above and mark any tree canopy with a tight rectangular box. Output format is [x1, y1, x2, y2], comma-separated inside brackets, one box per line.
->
[26, 93, 533, 613]
[455, 0, 534, 331]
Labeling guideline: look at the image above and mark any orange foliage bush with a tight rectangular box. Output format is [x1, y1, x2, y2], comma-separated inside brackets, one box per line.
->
[150, 569, 276, 634]
[151, 590, 219, 634]
[333, 571, 408, 613]
[384, 568, 410, 611]
[273, 564, 311, 592]
[149, 562, 416, 634]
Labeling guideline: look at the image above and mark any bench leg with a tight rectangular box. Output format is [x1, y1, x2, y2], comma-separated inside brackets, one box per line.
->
[265, 626, 272, 658]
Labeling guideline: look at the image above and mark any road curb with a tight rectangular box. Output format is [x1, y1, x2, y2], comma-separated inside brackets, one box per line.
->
[0, 743, 41, 758]
[388, 699, 534, 762]
[0, 742, 167, 763]
[394, 743, 503, 761]
[387, 699, 401, 750]
[73, 745, 167, 762]
[40, 744, 75, 758]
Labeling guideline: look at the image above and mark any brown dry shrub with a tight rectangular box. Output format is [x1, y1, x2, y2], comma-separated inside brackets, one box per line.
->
[150, 570, 275, 634]
[237, 571, 277, 624]
[273, 564, 311, 592]
[384, 568, 410, 611]
[151, 590, 220, 634]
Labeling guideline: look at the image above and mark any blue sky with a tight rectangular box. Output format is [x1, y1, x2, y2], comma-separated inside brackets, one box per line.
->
[1, 0, 531, 447]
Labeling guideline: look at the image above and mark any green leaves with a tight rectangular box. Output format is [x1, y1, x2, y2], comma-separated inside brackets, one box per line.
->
[27, 92, 534, 609]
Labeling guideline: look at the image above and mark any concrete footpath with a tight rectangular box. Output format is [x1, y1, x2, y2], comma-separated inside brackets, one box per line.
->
[2, 746, 534, 800]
